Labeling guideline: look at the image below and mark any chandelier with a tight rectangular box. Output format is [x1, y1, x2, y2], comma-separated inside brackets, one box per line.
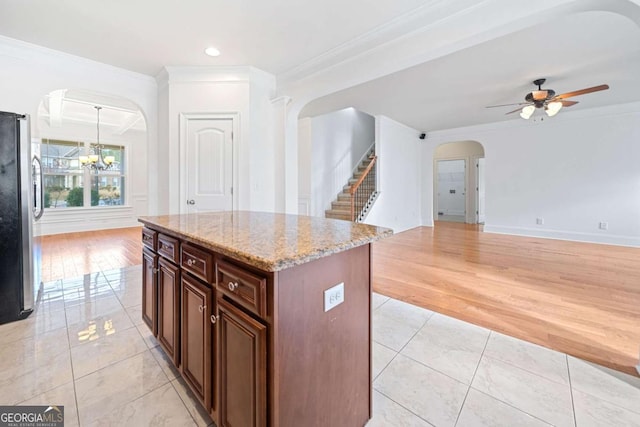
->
[79, 106, 114, 171]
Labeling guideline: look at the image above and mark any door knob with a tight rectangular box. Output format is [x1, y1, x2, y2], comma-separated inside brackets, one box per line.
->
[187, 199, 195, 205]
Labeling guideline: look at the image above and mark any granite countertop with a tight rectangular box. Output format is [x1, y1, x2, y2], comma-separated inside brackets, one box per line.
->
[138, 211, 393, 272]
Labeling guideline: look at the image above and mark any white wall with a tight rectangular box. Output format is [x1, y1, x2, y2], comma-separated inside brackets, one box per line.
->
[364, 115, 422, 233]
[156, 66, 276, 215]
[0, 36, 157, 234]
[299, 108, 374, 217]
[297, 117, 312, 215]
[425, 103, 640, 247]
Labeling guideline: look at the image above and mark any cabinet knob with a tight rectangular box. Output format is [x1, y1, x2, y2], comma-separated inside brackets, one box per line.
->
[152, 267, 159, 274]
[187, 199, 196, 205]
[228, 281, 239, 292]
[210, 314, 218, 324]
[187, 258, 196, 266]
[198, 304, 206, 313]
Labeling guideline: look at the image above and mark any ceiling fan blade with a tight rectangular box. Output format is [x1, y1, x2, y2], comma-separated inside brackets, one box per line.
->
[553, 84, 609, 100]
[485, 102, 530, 108]
[561, 100, 578, 107]
[505, 107, 524, 115]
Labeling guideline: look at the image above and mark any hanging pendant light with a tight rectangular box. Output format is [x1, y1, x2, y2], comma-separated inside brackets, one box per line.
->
[79, 106, 114, 172]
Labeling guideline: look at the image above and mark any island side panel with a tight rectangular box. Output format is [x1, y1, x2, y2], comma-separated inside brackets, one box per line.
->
[274, 243, 371, 426]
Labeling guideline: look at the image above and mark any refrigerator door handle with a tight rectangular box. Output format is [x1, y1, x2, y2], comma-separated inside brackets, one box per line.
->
[33, 156, 44, 220]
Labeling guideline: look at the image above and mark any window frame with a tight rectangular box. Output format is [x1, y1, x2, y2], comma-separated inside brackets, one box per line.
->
[41, 139, 129, 210]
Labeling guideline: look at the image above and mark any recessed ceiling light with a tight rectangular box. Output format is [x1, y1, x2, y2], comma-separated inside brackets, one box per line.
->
[204, 47, 221, 57]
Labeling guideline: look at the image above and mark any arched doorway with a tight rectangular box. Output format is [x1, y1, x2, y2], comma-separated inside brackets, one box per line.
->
[433, 140, 485, 224]
[36, 88, 148, 234]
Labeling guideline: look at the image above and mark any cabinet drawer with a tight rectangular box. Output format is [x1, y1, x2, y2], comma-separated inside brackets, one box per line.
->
[216, 260, 267, 318]
[158, 234, 179, 263]
[181, 243, 214, 283]
[142, 227, 157, 251]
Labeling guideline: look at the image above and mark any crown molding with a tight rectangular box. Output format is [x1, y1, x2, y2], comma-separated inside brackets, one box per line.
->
[160, 65, 274, 84]
[277, 0, 481, 85]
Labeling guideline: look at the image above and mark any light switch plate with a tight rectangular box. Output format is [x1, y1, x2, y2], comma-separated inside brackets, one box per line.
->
[324, 282, 344, 312]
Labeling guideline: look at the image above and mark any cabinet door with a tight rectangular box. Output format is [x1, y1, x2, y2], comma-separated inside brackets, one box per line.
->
[181, 273, 213, 409]
[158, 257, 181, 365]
[141, 248, 158, 336]
[218, 298, 267, 427]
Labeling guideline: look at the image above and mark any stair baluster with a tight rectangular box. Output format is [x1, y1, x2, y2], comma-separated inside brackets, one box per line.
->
[350, 155, 377, 222]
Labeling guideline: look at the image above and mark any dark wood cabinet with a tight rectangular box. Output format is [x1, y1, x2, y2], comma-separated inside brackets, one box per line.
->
[217, 297, 267, 427]
[181, 273, 214, 411]
[141, 219, 375, 427]
[158, 256, 181, 365]
[141, 247, 158, 335]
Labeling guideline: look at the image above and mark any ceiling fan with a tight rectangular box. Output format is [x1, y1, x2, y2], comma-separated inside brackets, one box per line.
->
[486, 78, 609, 119]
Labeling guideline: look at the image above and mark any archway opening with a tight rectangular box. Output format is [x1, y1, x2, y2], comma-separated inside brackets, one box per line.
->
[433, 140, 485, 225]
[36, 89, 147, 212]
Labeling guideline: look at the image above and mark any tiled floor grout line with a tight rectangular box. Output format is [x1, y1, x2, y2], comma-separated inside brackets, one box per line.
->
[566, 355, 577, 427]
[68, 308, 169, 425]
[371, 311, 438, 424]
[467, 388, 555, 427]
[373, 388, 436, 427]
[63, 301, 83, 427]
[481, 352, 571, 388]
[169, 379, 209, 427]
[16, 273, 639, 425]
[91, 378, 174, 426]
[376, 308, 580, 427]
[371, 343, 398, 382]
[452, 329, 491, 427]
[455, 334, 566, 427]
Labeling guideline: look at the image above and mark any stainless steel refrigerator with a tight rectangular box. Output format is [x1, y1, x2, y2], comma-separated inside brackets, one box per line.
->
[0, 111, 43, 324]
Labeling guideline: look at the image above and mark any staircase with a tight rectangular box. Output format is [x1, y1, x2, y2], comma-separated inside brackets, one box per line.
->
[325, 149, 378, 222]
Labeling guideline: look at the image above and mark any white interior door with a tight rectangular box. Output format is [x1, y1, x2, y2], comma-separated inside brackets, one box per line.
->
[436, 159, 466, 218]
[185, 118, 233, 213]
[477, 157, 486, 223]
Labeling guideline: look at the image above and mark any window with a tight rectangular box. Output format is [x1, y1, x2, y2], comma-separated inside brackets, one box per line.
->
[42, 139, 126, 209]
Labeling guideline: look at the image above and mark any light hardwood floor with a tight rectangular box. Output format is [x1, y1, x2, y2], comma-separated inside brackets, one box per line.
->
[41, 224, 640, 376]
[41, 226, 142, 282]
[373, 222, 640, 376]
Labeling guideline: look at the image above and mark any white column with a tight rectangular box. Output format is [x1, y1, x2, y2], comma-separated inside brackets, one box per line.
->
[271, 96, 299, 214]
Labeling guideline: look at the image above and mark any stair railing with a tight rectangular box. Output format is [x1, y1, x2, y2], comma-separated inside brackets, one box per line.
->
[350, 155, 377, 221]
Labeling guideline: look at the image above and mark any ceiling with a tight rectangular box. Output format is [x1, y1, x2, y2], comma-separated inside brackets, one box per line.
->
[1, 3, 639, 133]
[300, 11, 640, 131]
[38, 89, 146, 141]
[0, 0, 426, 76]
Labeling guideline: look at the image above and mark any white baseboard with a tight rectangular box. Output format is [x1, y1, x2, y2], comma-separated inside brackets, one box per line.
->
[37, 206, 142, 235]
[483, 224, 640, 248]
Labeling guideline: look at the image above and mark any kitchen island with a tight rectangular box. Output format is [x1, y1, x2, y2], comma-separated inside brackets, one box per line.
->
[138, 211, 392, 427]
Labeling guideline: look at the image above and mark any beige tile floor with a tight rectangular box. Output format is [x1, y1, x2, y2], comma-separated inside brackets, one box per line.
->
[1, 267, 639, 426]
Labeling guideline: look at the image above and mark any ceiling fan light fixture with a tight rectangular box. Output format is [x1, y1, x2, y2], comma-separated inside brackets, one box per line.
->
[545, 101, 563, 117]
[532, 90, 548, 101]
[520, 105, 535, 119]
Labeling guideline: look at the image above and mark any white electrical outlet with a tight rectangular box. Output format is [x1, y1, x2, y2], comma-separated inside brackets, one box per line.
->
[599, 222, 608, 230]
[324, 282, 344, 312]
[536, 217, 544, 225]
